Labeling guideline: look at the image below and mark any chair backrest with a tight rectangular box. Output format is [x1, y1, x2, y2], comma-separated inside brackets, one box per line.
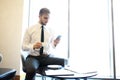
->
[21, 52, 29, 72]
[21, 54, 26, 72]
[0, 53, 3, 63]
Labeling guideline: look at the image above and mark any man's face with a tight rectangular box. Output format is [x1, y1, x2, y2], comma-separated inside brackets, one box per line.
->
[39, 14, 49, 25]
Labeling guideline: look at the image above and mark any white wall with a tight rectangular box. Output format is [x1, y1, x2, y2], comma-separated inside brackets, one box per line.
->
[0, 0, 23, 75]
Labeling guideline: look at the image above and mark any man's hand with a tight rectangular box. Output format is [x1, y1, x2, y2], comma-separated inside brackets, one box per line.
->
[54, 38, 60, 47]
[33, 42, 42, 50]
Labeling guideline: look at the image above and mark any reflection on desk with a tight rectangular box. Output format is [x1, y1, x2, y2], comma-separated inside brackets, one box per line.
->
[64, 66, 97, 74]
[45, 68, 97, 80]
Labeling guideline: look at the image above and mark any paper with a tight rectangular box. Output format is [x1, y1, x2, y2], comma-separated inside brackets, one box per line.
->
[45, 69, 74, 76]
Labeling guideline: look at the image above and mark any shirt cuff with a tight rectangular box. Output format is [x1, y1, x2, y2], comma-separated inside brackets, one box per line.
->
[51, 42, 56, 49]
[29, 44, 35, 52]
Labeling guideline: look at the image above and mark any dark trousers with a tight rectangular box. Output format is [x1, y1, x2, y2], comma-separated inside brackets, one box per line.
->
[25, 55, 65, 80]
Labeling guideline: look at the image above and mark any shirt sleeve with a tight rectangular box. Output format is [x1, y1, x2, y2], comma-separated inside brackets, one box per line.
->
[22, 28, 34, 53]
[49, 28, 57, 49]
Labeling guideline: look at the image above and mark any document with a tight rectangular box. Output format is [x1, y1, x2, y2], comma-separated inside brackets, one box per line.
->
[45, 69, 74, 76]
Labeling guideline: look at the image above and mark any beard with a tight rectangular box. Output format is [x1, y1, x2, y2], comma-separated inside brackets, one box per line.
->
[40, 21, 47, 26]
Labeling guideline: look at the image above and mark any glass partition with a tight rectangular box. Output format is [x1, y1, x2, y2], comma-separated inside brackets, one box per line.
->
[69, 0, 112, 76]
[113, 0, 120, 78]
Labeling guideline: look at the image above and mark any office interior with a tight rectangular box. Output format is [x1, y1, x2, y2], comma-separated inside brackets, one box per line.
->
[0, 0, 120, 80]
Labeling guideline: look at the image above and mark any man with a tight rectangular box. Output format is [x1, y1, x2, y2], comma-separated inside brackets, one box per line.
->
[22, 8, 65, 80]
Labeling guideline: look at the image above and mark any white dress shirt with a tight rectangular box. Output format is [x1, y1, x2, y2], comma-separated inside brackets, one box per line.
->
[22, 23, 56, 56]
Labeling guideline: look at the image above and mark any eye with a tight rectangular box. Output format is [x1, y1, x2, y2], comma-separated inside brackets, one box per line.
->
[44, 17, 48, 19]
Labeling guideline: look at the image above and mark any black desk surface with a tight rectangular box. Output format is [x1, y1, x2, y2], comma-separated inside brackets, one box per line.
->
[0, 68, 16, 78]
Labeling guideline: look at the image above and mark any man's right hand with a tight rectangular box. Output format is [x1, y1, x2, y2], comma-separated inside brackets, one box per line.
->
[33, 42, 42, 50]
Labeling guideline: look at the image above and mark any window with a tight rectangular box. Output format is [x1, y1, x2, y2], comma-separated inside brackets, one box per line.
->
[113, 0, 120, 78]
[69, 0, 112, 76]
[22, 0, 120, 79]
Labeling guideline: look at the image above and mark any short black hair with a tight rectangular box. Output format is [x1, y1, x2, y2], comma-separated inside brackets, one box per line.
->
[39, 8, 50, 16]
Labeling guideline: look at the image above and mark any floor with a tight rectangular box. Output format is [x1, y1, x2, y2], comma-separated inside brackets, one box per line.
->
[20, 73, 85, 80]
[20, 72, 96, 80]
[20, 73, 59, 80]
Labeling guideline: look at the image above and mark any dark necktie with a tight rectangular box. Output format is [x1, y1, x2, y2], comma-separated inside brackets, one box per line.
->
[40, 25, 44, 55]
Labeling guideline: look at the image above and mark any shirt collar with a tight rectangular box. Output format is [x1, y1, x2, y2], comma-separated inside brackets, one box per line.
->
[37, 22, 46, 29]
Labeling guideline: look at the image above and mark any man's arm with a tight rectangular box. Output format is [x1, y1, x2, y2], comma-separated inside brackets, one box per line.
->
[22, 29, 34, 51]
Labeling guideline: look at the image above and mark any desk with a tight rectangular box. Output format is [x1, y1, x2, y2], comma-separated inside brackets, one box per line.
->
[45, 68, 97, 80]
[0, 68, 16, 80]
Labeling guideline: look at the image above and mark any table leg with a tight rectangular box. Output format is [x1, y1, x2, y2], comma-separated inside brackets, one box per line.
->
[84, 77, 87, 80]
[54, 78, 65, 80]
[75, 78, 87, 80]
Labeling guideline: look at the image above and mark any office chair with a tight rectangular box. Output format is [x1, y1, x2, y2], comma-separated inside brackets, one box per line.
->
[21, 53, 47, 80]
[21, 53, 63, 80]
